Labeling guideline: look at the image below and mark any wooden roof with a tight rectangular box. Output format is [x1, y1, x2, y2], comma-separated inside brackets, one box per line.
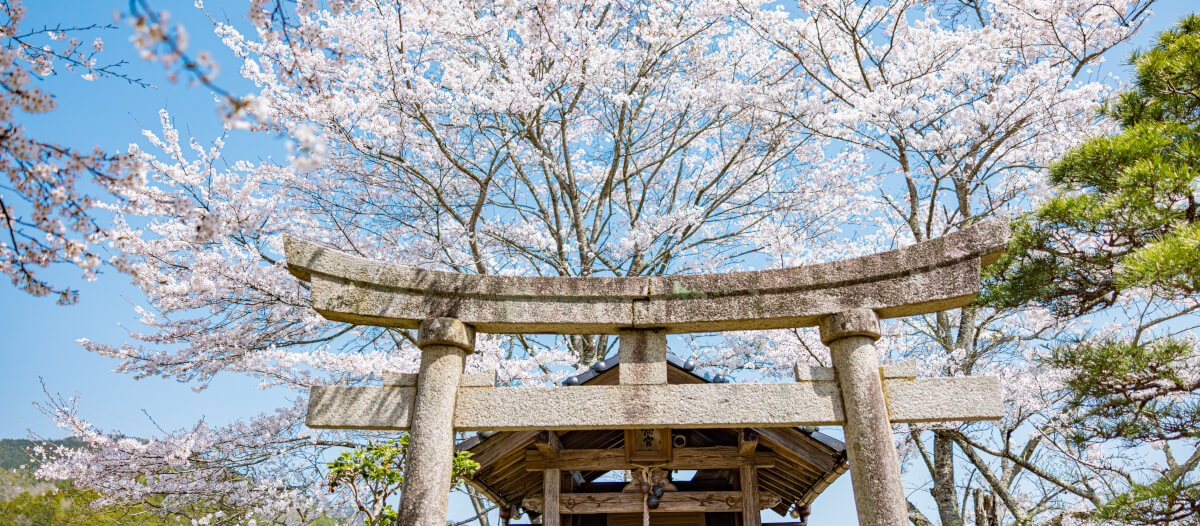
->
[456, 356, 848, 517]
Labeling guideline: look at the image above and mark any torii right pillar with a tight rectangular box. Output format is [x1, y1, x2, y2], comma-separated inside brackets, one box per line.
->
[821, 308, 907, 526]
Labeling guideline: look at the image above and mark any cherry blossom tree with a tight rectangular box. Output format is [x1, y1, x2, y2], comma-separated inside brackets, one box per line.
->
[26, 0, 1172, 524]
[703, 0, 1160, 524]
[0, 0, 150, 305]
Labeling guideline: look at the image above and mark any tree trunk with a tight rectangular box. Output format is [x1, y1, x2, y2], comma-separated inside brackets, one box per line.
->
[572, 334, 602, 366]
[932, 431, 963, 526]
[908, 501, 935, 526]
[468, 486, 491, 526]
[973, 488, 1003, 526]
[987, 493, 1000, 526]
[974, 489, 985, 526]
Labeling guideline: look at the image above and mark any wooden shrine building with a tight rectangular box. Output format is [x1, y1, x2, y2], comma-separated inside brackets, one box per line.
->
[457, 354, 847, 525]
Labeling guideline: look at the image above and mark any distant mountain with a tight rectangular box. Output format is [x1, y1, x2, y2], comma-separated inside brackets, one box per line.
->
[0, 437, 88, 471]
[0, 438, 88, 501]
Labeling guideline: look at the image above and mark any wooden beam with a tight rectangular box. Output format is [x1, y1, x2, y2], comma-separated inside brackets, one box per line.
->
[467, 430, 540, 469]
[525, 447, 775, 471]
[306, 377, 1003, 431]
[753, 427, 839, 473]
[563, 491, 740, 514]
[543, 469, 560, 526]
[534, 431, 561, 460]
[535, 432, 561, 461]
[536, 491, 781, 514]
[739, 429, 759, 457]
[741, 465, 761, 526]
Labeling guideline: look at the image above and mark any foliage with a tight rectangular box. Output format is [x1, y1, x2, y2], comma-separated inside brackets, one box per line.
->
[987, 14, 1200, 315]
[0, 439, 341, 526]
[326, 436, 478, 526]
[0, 478, 343, 526]
[1051, 339, 1199, 445]
[0, 480, 177, 525]
[1090, 473, 1200, 526]
[0, 467, 51, 502]
[985, 13, 1200, 526]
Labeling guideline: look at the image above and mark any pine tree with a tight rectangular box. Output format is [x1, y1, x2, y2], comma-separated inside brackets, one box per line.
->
[986, 14, 1200, 525]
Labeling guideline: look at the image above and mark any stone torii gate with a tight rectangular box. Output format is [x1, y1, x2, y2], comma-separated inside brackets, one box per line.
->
[284, 219, 1010, 526]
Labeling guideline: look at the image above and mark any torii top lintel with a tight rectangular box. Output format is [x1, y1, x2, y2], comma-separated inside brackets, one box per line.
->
[283, 219, 1008, 335]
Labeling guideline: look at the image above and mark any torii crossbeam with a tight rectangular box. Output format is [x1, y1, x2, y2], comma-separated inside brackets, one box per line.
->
[285, 218, 1010, 526]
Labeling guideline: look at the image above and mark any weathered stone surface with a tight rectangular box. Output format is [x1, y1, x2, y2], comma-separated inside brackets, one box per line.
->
[307, 383, 414, 430]
[382, 370, 495, 387]
[397, 342, 469, 526]
[305, 377, 1002, 431]
[284, 219, 1010, 334]
[818, 308, 881, 344]
[617, 328, 667, 385]
[883, 359, 919, 378]
[416, 317, 475, 351]
[631, 260, 979, 332]
[793, 366, 838, 382]
[460, 383, 843, 430]
[885, 376, 1004, 422]
[794, 359, 919, 382]
[828, 332, 907, 526]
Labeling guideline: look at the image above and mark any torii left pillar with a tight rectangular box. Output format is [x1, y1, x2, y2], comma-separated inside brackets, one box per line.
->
[398, 317, 475, 525]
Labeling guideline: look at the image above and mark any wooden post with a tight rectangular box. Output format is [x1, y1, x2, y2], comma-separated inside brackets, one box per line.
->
[738, 428, 759, 457]
[820, 309, 906, 526]
[397, 318, 475, 526]
[535, 430, 562, 460]
[740, 464, 761, 526]
[543, 468, 561, 526]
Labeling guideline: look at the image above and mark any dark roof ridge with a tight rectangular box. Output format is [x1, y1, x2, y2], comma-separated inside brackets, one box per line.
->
[561, 351, 731, 386]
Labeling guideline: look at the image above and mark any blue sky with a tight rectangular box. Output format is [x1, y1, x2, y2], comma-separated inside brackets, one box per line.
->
[3, 1, 288, 438]
[0, 0, 1194, 523]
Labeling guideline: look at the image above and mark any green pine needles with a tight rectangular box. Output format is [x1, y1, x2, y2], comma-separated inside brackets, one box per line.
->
[986, 13, 1200, 526]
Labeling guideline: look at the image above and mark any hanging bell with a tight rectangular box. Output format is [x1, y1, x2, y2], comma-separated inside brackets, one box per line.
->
[652, 484, 665, 498]
[646, 493, 660, 509]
